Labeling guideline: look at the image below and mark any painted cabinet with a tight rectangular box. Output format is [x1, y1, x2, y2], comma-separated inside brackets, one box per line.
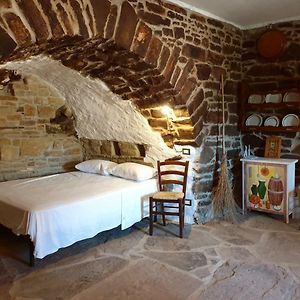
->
[241, 157, 298, 223]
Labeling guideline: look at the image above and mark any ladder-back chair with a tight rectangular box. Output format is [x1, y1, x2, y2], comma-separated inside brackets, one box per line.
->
[149, 160, 189, 238]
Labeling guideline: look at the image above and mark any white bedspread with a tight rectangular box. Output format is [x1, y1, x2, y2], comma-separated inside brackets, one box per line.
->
[0, 172, 157, 258]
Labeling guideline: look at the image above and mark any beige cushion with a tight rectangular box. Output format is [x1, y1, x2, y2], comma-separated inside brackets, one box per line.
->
[152, 191, 184, 200]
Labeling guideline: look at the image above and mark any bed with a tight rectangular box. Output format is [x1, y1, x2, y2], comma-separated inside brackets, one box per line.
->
[0, 171, 158, 263]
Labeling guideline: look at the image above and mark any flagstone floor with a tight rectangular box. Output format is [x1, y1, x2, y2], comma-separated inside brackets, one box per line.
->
[1, 213, 300, 300]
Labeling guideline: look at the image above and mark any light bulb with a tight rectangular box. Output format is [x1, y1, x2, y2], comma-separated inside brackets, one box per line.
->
[161, 105, 173, 117]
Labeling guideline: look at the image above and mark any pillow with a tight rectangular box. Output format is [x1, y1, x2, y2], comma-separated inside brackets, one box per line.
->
[75, 160, 117, 175]
[100, 160, 118, 175]
[109, 162, 157, 181]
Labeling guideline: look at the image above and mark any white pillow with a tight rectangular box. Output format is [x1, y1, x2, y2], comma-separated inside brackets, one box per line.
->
[75, 160, 117, 175]
[109, 162, 157, 181]
[100, 160, 118, 175]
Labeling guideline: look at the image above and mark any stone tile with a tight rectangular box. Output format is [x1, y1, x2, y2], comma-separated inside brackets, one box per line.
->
[147, 222, 193, 238]
[217, 246, 258, 263]
[191, 267, 212, 280]
[96, 227, 147, 256]
[192, 224, 215, 233]
[0, 281, 13, 300]
[142, 251, 207, 271]
[144, 224, 220, 252]
[209, 223, 263, 245]
[204, 248, 218, 257]
[241, 214, 300, 232]
[196, 261, 300, 299]
[289, 266, 300, 281]
[2, 215, 300, 299]
[9, 257, 128, 300]
[253, 231, 300, 265]
[0, 259, 15, 298]
[144, 236, 190, 251]
[70, 259, 202, 300]
[186, 229, 221, 249]
[1, 257, 31, 277]
[46, 246, 98, 269]
[208, 257, 221, 266]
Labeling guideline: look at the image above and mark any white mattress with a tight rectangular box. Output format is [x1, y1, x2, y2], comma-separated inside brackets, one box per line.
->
[0, 172, 157, 258]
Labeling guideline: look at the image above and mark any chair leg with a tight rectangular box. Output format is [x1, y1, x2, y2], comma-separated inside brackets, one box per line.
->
[179, 200, 184, 238]
[149, 198, 153, 236]
[153, 200, 157, 223]
[161, 202, 166, 226]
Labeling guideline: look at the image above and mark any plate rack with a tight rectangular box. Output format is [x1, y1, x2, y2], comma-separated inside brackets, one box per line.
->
[239, 82, 300, 133]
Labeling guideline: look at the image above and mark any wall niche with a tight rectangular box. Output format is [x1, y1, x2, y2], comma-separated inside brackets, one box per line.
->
[0, 75, 82, 181]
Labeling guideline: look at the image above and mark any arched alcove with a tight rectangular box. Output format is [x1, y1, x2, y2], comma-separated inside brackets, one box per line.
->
[0, 0, 214, 146]
[0, 0, 244, 220]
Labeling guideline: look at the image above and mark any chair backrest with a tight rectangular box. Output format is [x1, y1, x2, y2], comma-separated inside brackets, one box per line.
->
[157, 160, 189, 196]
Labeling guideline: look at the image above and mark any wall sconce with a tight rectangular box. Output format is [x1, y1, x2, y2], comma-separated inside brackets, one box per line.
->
[161, 105, 174, 118]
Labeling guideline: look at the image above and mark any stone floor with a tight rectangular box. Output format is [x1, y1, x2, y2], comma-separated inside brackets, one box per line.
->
[1, 212, 300, 300]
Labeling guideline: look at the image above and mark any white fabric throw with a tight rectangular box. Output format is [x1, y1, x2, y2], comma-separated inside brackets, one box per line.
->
[0, 172, 157, 258]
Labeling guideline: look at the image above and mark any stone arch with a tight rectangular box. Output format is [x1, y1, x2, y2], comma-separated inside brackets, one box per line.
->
[0, 0, 200, 146]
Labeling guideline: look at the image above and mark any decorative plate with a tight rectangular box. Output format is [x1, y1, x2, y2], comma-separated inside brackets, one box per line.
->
[257, 30, 287, 60]
[264, 116, 280, 127]
[248, 94, 264, 104]
[245, 114, 263, 126]
[265, 93, 282, 103]
[282, 114, 300, 127]
[283, 91, 300, 102]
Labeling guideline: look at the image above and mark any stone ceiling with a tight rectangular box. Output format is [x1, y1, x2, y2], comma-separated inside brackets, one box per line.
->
[0, 0, 243, 147]
[0, 0, 198, 145]
[0, 1, 177, 107]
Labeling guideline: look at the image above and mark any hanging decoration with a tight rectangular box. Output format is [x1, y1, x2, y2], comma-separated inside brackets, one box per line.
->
[256, 29, 287, 61]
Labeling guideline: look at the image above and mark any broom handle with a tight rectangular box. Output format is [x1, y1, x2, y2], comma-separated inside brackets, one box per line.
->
[221, 74, 225, 156]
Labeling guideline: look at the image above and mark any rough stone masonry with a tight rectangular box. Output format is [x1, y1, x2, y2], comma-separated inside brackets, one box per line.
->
[0, 0, 244, 220]
[0, 0, 299, 220]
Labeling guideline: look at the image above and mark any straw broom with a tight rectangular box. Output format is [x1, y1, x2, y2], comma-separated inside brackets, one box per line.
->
[212, 74, 240, 223]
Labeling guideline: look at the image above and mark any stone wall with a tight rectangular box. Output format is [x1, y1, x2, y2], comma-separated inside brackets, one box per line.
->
[0, 0, 244, 220]
[0, 75, 82, 181]
[242, 21, 300, 184]
[0, 1, 299, 221]
[126, 1, 244, 216]
[0, 0, 242, 145]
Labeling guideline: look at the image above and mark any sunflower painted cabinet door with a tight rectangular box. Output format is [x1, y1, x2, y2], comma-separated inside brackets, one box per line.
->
[241, 157, 298, 223]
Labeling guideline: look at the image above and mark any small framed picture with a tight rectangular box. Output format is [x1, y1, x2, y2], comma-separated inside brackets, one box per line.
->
[264, 136, 282, 158]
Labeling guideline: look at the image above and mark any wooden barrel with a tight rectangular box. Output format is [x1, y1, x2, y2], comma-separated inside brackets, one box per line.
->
[268, 176, 284, 206]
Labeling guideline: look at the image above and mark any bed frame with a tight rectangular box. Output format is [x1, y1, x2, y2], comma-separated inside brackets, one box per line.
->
[28, 236, 35, 266]
[0, 224, 35, 266]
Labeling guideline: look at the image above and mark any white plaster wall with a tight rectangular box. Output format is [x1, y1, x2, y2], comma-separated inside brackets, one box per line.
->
[1, 55, 176, 164]
[167, 0, 300, 29]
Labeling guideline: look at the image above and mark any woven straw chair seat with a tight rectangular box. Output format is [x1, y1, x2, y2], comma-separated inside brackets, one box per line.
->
[152, 191, 184, 200]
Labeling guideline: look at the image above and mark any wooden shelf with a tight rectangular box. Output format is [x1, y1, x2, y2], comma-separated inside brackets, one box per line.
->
[245, 102, 300, 110]
[241, 126, 300, 133]
[239, 81, 300, 134]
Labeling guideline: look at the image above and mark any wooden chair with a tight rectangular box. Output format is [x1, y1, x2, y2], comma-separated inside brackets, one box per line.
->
[149, 160, 189, 238]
